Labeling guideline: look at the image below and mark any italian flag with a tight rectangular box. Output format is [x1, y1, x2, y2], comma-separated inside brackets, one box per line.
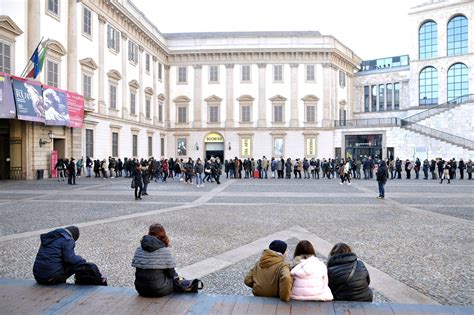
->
[25, 42, 48, 79]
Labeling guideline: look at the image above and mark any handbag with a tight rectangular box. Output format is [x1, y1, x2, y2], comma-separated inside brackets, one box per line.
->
[131, 179, 135, 189]
[173, 277, 204, 293]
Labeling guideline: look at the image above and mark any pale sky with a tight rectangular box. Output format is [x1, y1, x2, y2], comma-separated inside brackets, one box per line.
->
[132, 0, 418, 60]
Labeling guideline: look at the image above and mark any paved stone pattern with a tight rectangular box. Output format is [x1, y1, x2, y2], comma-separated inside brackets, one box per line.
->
[0, 176, 472, 306]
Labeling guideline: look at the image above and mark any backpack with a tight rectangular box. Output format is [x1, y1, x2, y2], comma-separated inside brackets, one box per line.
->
[173, 277, 204, 293]
[74, 262, 107, 286]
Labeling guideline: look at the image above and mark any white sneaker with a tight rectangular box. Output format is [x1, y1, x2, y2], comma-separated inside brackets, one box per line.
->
[339, 182, 343, 185]
[347, 183, 351, 185]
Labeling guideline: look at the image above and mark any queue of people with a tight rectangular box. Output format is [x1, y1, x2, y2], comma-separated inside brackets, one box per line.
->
[32, 224, 372, 303]
[56, 155, 473, 183]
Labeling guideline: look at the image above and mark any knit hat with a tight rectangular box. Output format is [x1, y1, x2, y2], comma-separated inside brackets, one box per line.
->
[269, 240, 287, 255]
[65, 226, 80, 241]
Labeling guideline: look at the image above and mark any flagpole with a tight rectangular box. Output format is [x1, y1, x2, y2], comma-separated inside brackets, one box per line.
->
[20, 36, 44, 78]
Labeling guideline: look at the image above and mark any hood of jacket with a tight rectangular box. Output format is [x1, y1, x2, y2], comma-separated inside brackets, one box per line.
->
[132, 236, 176, 269]
[327, 252, 357, 267]
[291, 255, 322, 278]
[40, 228, 72, 247]
[141, 235, 165, 252]
[259, 249, 285, 268]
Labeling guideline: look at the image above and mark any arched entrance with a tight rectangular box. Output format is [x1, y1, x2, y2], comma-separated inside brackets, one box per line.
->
[204, 132, 224, 161]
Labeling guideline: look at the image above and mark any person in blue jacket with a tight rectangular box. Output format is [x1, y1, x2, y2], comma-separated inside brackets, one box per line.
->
[33, 226, 86, 285]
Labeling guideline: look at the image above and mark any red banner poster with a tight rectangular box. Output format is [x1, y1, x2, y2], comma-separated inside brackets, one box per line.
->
[66, 91, 84, 128]
[51, 150, 58, 178]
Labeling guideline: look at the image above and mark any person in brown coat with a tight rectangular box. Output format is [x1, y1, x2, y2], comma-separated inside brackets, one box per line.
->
[244, 240, 292, 302]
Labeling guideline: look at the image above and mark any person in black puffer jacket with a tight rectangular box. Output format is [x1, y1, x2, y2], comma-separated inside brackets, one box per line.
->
[131, 223, 178, 297]
[326, 243, 373, 302]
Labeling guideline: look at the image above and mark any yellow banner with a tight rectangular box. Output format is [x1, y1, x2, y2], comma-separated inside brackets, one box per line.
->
[306, 138, 316, 156]
[241, 138, 251, 156]
[204, 132, 224, 143]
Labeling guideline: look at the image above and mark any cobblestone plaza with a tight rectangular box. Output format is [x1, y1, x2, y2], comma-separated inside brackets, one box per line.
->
[0, 177, 472, 306]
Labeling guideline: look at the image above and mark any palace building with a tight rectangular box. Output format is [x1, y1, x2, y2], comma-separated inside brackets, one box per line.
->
[0, 0, 473, 179]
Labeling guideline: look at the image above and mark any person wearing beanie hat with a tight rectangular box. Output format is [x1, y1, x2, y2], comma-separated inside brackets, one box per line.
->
[65, 226, 80, 241]
[33, 226, 87, 285]
[244, 240, 292, 302]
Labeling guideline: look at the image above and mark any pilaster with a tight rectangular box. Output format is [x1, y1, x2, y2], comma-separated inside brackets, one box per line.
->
[257, 63, 267, 127]
[225, 64, 234, 127]
[164, 65, 171, 128]
[121, 33, 129, 119]
[138, 45, 145, 122]
[67, 0, 77, 92]
[193, 65, 202, 128]
[289, 63, 299, 127]
[98, 15, 106, 114]
[152, 56, 158, 125]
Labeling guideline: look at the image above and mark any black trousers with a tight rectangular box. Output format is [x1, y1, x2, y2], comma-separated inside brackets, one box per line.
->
[135, 186, 142, 199]
[35, 264, 75, 285]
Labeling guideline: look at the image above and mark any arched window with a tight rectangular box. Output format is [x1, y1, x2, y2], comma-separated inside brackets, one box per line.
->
[419, 67, 438, 106]
[447, 63, 468, 101]
[447, 15, 468, 56]
[419, 21, 437, 60]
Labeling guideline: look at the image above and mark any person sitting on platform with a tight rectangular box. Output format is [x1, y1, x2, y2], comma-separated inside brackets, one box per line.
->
[244, 240, 292, 302]
[33, 226, 105, 285]
[131, 223, 178, 297]
[326, 242, 373, 302]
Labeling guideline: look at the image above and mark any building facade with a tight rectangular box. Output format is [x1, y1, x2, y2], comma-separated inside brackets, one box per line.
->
[0, 0, 473, 179]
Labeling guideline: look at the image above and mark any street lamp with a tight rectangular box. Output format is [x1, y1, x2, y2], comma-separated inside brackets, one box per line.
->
[39, 130, 54, 147]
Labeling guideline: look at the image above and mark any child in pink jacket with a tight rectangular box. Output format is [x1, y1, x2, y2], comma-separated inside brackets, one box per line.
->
[290, 240, 333, 301]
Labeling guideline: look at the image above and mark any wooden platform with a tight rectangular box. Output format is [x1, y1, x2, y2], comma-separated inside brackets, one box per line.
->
[1, 278, 472, 314]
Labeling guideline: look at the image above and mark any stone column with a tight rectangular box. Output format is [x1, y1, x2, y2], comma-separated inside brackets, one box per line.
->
[138, 46, 144, 122]
[193, 65, 202, 128]
[98, 15, 107, 114]
[164, 65, 171, 128]
[27, 0, 40, 60]
[152, 56, 158, 125]
[289, 63, 299, 127]
[225, 64, 234, 127]
[121, 33, 129, 119]
[26, 0, 41, 179]
[322, 63, 335, 121]
[67, 0, 77, 92]
[257, 63, 267, 127]
[67, 0, 81, 159]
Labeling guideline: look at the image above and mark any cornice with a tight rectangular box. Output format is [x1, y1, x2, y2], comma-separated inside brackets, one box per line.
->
[168, 49, 359, 73]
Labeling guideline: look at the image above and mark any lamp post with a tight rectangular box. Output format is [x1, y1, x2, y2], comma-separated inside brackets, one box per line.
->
[39, 130, 54, 147]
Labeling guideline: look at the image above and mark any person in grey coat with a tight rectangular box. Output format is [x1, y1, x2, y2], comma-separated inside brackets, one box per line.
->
[131, 224, 177, 297]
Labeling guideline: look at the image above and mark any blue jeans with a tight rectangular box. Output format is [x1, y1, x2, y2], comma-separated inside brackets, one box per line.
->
[196, 173, 203, 186]
[378, 181, 385, 197]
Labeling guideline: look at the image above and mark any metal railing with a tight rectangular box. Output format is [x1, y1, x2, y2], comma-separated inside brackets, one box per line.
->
[334, 117, 400, 128]
[400, 121, 474, 150]
[404, 94, 474, 123]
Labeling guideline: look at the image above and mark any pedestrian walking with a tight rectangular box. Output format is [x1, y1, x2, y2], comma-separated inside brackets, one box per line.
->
[376, 160, 388, 199]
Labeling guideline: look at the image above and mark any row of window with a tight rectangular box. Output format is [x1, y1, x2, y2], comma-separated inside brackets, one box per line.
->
[85, 129, 165, 158]
[176, 65, 346, 87]
[419, 15, 469, 60]
[175, 102, 319, 124]
[419, 62, 468, 105]
[363, 83, 401, 112]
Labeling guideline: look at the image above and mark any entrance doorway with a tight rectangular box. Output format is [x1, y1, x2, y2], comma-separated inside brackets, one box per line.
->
[345, 134, 383, 161]
[0, 120, 10, 180]
[205, 143, 224, 162]
[204, 132, 225, 162]
[53, 139, 66, 159]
